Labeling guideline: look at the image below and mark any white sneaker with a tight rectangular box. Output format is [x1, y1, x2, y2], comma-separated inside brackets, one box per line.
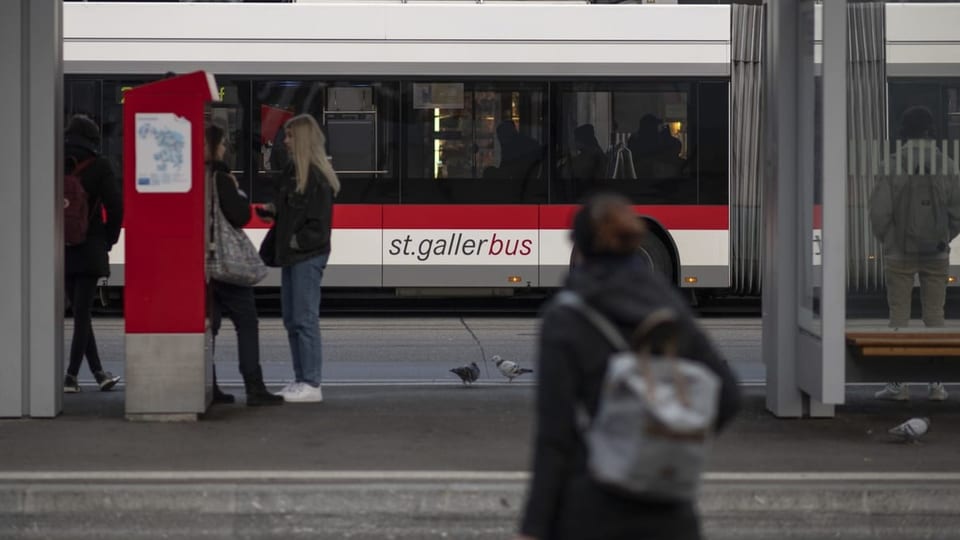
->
[875, 382, 909, 401]
[929, 383, 949, 401]
[277, 381, 299, 397]
[283, 383, 323, 403]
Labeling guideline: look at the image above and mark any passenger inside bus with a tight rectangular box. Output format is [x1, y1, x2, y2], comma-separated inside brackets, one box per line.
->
[488, 120, 543, 182]
[628, 114, 685, 180]
[568, 123, 607, 198]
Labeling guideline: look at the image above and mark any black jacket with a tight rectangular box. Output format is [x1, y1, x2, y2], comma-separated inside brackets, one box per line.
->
[65, 146, 123, 277]
[264, 165, 333, 267]
[209, 161, 251, 230]
[520, 254, 741, 540]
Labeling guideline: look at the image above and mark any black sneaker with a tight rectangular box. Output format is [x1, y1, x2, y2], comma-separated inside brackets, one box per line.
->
[246, 389, 284, 407]
[213, 386, 235, 404]
[63, 374, 80, 393]
[94, 371, 121, 392]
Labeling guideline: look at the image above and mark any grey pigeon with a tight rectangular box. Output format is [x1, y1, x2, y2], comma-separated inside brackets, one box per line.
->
[450, 362, 480, 385]
[888, 417, 930, 443]
[492, 355, 533, 382]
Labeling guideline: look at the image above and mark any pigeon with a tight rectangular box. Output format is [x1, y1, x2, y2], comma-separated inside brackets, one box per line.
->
[450, 362, 480, 385]
[492, 355, 533, 382]
[888, 417, 930, 443]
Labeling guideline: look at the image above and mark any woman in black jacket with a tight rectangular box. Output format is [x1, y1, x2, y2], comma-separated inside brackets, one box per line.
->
[518, 192, 741, 540]
[206, 125, 283, 407]
[260, 114, 339, 404]
[63, 115, 123, 393]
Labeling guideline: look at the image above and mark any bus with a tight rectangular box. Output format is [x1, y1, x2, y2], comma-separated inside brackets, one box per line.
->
[62, 1, 960, 298]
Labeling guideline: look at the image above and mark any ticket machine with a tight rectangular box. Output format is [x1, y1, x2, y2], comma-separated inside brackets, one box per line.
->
[123, 71, 220, 421]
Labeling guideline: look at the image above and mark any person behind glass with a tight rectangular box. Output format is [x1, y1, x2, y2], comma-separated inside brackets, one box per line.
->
[870, 106, 960, 402]
[205, 125, 284, 407]
[63, 115, 123, 393]
[260, 114, 339, 403]
[569, 124, 607, 198]
[517, 192, 741, 540]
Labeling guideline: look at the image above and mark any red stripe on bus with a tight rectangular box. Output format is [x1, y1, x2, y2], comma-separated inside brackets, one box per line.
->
[540, 205, 729, 230]
[383, 205, 540, 229]
[248, 204, 382, 229]
[246, 204, 729, 230]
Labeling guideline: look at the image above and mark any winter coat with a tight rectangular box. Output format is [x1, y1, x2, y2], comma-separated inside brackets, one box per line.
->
[64, 146, 123, 277]
[262, 164, 333, 267]
[520, 254, 741, 540]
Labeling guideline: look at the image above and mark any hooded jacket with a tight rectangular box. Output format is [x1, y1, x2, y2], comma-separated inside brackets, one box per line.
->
[869, 139, 960, 260]
[520, 254, 741, 540]
[64, 144, 123, 277]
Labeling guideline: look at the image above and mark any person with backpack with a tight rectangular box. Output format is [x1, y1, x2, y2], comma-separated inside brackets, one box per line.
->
[516, 192, 740, 540]
[869, 106, 960, 401]
[63, 115, 123, 393]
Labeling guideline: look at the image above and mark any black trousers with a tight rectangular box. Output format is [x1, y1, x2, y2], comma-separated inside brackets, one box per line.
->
[66, 274, 104, 377]
[210, 280, 263, 388]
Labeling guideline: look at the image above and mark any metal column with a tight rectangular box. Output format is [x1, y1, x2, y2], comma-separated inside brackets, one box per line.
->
[0, 0, 63, 418]
[762, 0, 847, 417]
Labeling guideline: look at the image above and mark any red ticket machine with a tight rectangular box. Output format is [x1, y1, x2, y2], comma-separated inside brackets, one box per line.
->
[123, 71, 220, 420]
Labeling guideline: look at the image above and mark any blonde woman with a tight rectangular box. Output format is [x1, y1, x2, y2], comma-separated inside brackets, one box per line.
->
[260, 114, 339, 403]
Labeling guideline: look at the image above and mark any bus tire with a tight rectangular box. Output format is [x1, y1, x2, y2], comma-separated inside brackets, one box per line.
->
[637, 232, 673, 283]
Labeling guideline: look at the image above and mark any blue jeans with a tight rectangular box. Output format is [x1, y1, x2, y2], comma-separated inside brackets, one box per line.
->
[281, 254, 328, 387]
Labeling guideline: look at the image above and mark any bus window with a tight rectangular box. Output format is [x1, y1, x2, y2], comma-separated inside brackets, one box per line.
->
[553, 82, 698, 205]
[403, 82, 547, 204]
[207, 80, 249, 201]
[253, 80, 399, 204]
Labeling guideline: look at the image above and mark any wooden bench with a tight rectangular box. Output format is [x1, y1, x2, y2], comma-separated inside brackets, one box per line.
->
[846, 332, 960, 357]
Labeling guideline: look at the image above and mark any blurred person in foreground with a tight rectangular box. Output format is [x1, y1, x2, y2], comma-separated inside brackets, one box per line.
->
[516, 192, 741, 540]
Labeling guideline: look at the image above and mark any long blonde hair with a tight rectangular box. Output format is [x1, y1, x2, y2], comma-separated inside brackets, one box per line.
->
[284, 114, 340, 196]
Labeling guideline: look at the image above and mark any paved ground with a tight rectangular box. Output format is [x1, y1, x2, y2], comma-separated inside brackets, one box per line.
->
[3, 316, 960, 538]
[3, 386, 960, 473]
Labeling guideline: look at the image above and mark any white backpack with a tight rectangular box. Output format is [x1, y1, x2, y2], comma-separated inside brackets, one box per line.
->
[553, 291, 721, 502]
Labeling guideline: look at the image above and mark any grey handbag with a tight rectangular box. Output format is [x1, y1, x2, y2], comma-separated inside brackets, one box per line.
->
[207, 175, 269, 286]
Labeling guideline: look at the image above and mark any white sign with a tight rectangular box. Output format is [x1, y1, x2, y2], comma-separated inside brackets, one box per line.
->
[135, 113, 192, 193]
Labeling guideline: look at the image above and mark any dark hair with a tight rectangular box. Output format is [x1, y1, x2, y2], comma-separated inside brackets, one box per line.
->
[571, 191, 645, 258]
[205, 124, 226, 158]
[65, 114, 101, 154]
[899, 106, 935, 139]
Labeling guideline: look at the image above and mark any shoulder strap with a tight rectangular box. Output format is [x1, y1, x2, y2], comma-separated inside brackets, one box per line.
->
[553, 291, 629, 351]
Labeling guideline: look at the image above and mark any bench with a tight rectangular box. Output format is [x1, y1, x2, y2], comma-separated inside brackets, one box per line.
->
[846, 332, 960, 357]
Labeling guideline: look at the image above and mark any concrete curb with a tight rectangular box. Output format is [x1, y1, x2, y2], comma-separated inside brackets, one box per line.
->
[2, 474, 959, 539]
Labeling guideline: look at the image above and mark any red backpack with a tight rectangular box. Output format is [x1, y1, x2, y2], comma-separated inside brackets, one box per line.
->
[64, 159, 94, 246]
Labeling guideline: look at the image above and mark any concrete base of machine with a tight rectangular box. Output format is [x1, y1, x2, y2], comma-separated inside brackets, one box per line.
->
[124, 332, 211, 420]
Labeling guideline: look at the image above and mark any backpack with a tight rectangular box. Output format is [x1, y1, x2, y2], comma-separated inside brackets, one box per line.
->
[64, 158, 95, 246]
[894, 174, 951, 256]
[553, 291, 721, 502]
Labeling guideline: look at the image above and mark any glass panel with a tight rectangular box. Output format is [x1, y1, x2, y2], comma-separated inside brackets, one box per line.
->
[253, 80, 399, 204]
[870, 79, 960, 330]
[403, 82, 546, 204]
[552, 82, 703, 205]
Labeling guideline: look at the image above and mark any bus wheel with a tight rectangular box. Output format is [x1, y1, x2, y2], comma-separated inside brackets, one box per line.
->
[637, 233, 674, 283]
